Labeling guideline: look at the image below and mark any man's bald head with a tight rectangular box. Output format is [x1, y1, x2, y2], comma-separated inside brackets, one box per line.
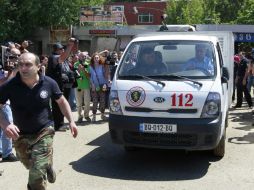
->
[80, 51, 88, 56]
[19, 52, 40, 66]
[78, 51, 88, 60]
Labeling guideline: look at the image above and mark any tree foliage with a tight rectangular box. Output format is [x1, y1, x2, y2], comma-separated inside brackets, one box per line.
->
[166, 0, 204, 25]
[165, 0, 253, 25]
[215, 0, 242, 24]
[0, 0, 91, 42]
[237, 0, 254, 24]
[2, 0, 254, 42]
[203, 0, 220, 24]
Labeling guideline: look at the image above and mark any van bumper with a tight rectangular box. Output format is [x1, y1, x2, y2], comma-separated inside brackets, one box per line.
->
[109, 113, 223, 150]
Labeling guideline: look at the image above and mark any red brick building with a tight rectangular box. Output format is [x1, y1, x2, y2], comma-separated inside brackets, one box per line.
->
[80, 2, 167, 26]
[107, 1, 167, 25]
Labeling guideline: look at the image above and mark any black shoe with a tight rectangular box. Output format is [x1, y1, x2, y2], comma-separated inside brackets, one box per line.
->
[2, 153, 18, 162]
[85, 117, 91, 122]
[233, 105, 241, 108]
[71, 107, 77, 112]
[77, 117, 83, 123]
[57, 125, 69, 131]
[47, 165, 56, 183]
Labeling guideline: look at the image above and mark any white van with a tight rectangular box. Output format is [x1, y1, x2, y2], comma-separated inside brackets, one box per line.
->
[109, 32, 234, 157]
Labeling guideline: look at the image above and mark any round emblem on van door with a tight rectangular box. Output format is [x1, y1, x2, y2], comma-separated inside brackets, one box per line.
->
[154, 97, 165, 103]
[126, 86, 146, 106]
[40, 90, 48, 99]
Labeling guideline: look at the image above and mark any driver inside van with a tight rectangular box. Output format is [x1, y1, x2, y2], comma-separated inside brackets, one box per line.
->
[131, 47, 166, 75]
[185, 44, 214, 75]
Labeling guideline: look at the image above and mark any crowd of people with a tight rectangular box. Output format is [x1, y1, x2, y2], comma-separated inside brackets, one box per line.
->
[44, 40, 121, 129]
[0, 38, 121, 189]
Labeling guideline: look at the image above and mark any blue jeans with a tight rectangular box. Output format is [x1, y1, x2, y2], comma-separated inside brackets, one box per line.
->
[0, 104, 13, 158]
[68, 88, 77, 111]
[247, 75, 254, 92]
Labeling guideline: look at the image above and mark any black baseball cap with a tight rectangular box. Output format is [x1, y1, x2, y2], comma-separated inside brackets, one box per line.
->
[53, 42, 64, 50]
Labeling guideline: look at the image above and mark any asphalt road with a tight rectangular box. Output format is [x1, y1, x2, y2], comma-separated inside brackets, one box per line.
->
[1, 105, 254, 190]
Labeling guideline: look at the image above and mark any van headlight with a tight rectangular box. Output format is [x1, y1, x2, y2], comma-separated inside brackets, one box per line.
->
[109, 90, 123, 115]
[201, 92, 221, 118]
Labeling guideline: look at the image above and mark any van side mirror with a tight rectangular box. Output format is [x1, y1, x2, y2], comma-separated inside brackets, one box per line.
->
[222, 67, 229, 83]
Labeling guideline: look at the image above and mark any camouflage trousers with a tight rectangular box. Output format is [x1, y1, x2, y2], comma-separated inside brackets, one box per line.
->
[14, 126, 55, 190]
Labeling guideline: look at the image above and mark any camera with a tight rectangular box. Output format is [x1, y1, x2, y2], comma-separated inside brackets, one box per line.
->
[74, 39, 79, 44]
[1, 50, 19, 71]
[105, 51, 118, 65]
[1, 42, 21, 71]
[4, 54, 19, 71]
[80, 62, 88, 68]
[69, 38, 79, 44]
[73, 62, 88, 80]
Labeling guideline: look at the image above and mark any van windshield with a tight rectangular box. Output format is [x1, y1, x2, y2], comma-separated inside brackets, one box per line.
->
[118, 40, 216, 79]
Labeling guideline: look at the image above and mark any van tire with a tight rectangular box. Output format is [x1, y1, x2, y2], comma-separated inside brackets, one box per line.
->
[213, 128, 226, 157]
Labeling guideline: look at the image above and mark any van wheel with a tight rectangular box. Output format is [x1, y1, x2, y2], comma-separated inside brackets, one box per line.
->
[213, 128, 226, 157]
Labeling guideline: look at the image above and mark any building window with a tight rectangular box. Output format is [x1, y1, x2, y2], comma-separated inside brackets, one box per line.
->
[111, 5, 124, 12]
[138, 13, 154, 23]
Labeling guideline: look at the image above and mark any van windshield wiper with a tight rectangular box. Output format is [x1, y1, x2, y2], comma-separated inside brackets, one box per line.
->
[118, 74, 165, 87]
[157, 74, 202, 87]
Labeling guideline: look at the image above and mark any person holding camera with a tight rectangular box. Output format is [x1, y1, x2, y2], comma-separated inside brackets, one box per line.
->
[0, 68, 18, 162]
[74, 51, 91, 123]
[68, 54, 79, 111]
[0, 47, 20, 161]
[46, 38, 78, 131]
[90, 52, 110, 122]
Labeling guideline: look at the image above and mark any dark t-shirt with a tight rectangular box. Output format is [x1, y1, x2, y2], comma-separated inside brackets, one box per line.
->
[46, 53, 63, 89]
[0, 73, 63, 134]
[236, 58, 248, 79]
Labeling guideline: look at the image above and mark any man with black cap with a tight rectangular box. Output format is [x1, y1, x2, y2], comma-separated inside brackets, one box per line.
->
[46, 38, 78, 131]
[132, 47, 166, 75]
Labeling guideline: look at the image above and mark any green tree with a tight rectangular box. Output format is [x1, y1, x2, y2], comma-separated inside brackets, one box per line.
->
[0, 0, 103, 42]
[0, 0, 21, 41]
[104, 0, 138, 2]
[166, 0, 204, 25]
[215, 0, 242, 24]
[236, 0, 254, 24]
[165, 0, 245, 24]
[203, 0, 220, 24]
